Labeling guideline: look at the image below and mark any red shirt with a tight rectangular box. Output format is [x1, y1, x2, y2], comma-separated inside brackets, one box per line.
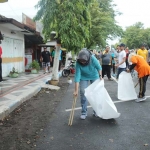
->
[0, 46, 2, 58]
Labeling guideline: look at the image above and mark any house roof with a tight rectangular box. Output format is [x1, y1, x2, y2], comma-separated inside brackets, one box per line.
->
[0, 15, 44, 44]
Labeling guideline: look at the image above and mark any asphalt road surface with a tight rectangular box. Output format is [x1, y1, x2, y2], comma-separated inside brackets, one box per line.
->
[35, 77, 150, 150]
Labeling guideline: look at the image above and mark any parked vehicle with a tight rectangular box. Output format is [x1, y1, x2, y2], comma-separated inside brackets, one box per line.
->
[62, 61, 76, 77]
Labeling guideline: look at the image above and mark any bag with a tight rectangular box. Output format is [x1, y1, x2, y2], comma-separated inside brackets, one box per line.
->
[118, 71, 137, 101]
[85, 79, 120, 119]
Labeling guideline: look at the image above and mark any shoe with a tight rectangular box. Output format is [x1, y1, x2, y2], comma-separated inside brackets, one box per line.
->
[80, 114, 87, 120]
[135, 96, 147, 103]
[108, 78, 113, 81]
[112, 74, 116, 77]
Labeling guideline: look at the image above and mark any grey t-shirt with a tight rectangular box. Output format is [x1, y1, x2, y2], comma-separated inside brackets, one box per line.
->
[101, 53, 112, 65]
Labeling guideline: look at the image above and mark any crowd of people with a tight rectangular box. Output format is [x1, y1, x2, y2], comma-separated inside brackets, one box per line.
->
[74, 43, 150, 120]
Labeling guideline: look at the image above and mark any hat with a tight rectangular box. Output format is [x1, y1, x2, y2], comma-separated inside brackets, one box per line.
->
[120, 43, 126, 47]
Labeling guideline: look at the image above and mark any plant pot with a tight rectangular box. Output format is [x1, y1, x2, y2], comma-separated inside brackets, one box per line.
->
[49, 80, 59, 86]
[31, 69, 38, 74]
[9, 73, 19, 78]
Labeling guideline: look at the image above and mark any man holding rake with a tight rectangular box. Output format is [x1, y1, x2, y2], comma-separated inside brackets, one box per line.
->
[73, 48, 102, 120]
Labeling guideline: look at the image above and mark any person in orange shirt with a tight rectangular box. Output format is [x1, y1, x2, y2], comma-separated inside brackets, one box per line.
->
[127, 53, 150, 102]
[137, 44, 148, 62]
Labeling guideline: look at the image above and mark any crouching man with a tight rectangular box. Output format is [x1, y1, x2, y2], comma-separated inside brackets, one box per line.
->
[127, 53, 150, 102]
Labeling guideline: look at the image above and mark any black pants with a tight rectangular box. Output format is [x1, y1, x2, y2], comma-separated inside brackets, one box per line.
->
[0, 58, 2, 81]
[102, 65, 111, 79]
[139, 75, 149, 98]
[112, 63, 115, 74]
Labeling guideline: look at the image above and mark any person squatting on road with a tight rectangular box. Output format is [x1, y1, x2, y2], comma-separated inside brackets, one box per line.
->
[73, 49, 102, 120]
[116, 43, 126, 79]
[127, 53, 150, 102]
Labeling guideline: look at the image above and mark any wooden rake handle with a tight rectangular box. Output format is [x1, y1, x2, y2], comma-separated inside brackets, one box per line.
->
[68, 97, 77, 126]
[134, 82, 139, 88]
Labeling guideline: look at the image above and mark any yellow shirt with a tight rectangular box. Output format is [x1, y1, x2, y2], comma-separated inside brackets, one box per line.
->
[137, 49, 148, 61]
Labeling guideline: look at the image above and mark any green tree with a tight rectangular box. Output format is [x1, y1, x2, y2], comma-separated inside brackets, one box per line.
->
[35, 0, 91, 52]
[121, 22, 150, 48]
[34, 0, 92, 81]
[86, 0, 123, 49]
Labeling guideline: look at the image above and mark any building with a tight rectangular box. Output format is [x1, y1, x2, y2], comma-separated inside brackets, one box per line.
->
[0, 15, 44, 77]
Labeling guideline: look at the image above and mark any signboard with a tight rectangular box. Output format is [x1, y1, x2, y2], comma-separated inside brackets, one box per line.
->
[22, 13, 36, 30]
[0, 0, 8, 3]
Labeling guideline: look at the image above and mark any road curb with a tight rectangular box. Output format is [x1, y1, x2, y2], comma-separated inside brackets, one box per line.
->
[0, 71, 62, 120]
[0, 85, 41, 120]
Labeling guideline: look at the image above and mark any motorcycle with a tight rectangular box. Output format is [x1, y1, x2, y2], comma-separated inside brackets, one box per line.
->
[62, 61, 76, 77]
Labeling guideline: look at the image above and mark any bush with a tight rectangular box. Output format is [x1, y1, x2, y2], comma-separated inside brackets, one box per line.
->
[29, 60, 40, 71]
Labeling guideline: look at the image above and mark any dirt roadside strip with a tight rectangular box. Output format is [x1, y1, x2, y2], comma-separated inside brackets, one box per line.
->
[0, 72, 62, 120]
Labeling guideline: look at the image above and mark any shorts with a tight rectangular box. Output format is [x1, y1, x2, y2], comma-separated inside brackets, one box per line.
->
[42, 62, 50, 67]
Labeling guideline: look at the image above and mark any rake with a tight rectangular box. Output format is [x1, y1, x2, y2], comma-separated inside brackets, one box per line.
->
[134, 82, 139, 88]
[68, 96, 77, 126]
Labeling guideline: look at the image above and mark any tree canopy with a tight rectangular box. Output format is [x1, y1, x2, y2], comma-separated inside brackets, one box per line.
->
[34, 0, 123, 52]
[121, 22, 150, 49]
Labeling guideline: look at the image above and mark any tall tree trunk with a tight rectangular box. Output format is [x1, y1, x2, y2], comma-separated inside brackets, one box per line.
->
[51, 45, 60, 81]
[65, 51, 72, 68]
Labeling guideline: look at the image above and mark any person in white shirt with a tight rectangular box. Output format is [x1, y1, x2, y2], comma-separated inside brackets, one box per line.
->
[116, 43, 126, 79]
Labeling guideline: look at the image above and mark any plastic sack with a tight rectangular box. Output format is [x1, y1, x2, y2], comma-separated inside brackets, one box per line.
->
[118, 71, 137, 101]
[85, 79, 120, 119]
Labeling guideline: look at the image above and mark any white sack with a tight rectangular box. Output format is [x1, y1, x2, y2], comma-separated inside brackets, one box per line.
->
[118, 71, 137, 101]
[85, 79, 120, 119]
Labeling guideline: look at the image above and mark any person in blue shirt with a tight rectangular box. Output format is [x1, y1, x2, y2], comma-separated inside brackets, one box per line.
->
[51, 47, 62, 71]
[73, 48, 102, 120]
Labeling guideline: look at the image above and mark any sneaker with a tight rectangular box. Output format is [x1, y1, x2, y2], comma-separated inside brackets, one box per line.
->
[108, 78, 113, 81]
[80, 114, 87, 120]
[135, 96, 147, 103]
[112, 74, 116, 77]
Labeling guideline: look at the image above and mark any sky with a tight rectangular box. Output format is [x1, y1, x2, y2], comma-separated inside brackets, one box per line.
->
[0, 0, 150, 44]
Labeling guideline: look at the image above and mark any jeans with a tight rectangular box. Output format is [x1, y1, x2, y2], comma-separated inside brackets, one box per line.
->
[117, 67, 126, 79]
[80, 80, 95, 115]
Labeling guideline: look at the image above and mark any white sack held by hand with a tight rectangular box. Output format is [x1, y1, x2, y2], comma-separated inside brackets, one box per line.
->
[85, 79, 120, 119]
[118, 71, 137, 101]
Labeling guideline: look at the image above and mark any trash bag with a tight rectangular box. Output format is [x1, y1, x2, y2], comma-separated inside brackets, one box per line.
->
[85, 79, 120, 119]
[118, 71, 137, 101]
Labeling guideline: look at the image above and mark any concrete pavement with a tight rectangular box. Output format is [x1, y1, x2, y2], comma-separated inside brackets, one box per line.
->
[0, 71, 61, 120]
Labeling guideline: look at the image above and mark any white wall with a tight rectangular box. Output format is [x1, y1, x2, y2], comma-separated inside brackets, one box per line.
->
[0, 25, 25, 77]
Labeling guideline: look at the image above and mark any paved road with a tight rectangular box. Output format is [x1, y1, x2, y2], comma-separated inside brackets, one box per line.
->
[35, 77, 150, 150]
